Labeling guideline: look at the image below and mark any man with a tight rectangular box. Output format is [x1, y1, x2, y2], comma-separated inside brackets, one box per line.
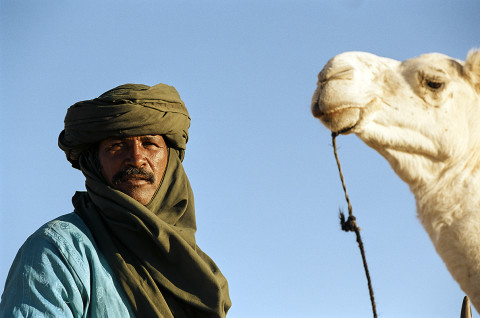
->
[0, 83, 231, 317]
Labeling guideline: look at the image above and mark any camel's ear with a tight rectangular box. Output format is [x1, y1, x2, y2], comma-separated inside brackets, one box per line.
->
[465, 49, 480, 92]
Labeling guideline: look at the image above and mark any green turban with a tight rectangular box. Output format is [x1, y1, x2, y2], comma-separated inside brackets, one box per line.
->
[58, 83, 190, 168]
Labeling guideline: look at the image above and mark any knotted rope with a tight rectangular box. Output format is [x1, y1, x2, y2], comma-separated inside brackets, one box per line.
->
[331, 132, 377, 318]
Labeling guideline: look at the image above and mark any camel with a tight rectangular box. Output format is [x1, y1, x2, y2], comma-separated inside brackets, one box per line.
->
[311, 49, 480, 312]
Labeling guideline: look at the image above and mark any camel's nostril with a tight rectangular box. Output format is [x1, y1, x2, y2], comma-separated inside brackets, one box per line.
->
[311, 102, 324, 118]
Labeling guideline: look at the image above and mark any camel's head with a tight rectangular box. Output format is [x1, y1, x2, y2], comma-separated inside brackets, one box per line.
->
[312, 50, 480, 186]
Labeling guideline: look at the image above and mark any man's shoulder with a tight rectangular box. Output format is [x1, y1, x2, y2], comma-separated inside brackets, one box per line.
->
[40, 212, 91, 237]
[1, 218, 135, 317]
[31, 212, 94, 248]
[26, 213, 99, 273]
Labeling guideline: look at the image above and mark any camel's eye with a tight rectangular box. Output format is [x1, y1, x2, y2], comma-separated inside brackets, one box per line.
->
[417, 70, 446, 92]
[426, 80, 443, 90]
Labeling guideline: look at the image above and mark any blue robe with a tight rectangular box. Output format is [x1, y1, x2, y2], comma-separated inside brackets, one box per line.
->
[0, 213, 135, 317]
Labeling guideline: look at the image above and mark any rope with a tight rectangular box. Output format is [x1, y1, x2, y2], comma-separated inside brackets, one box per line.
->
[331, 132, 377, 318]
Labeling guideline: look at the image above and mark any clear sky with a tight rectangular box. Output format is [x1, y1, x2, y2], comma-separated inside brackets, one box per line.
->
[1, 1, 479, 317]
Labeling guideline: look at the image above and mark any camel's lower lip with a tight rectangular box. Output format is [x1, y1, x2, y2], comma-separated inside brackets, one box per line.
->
[318, 106, 361, 134]
[333, 124, 356, 135]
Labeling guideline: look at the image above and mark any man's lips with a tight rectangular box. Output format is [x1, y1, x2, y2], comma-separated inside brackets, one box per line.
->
[123, 174, 148, 180]
[120, 175, 151, 184]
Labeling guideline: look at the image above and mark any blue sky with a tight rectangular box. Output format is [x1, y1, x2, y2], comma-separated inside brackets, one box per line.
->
[1, 1, 479, 317]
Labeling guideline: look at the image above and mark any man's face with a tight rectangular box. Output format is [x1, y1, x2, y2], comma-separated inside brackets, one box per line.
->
[98, 135, 168, 205]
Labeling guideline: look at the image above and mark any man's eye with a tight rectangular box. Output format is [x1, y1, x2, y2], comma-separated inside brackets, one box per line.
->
[143, 142, 159, 148]
[109, 143, 124, 150]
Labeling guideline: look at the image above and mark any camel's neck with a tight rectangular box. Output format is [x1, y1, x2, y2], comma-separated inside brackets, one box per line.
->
[410, 151, 480, 242]
[407, 152, 480, 310]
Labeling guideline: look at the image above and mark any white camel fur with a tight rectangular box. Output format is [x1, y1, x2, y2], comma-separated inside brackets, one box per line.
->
[311, 49, 480, 311]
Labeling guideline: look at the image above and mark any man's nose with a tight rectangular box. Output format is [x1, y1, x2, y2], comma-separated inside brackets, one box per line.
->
[125, 144, 147, 167]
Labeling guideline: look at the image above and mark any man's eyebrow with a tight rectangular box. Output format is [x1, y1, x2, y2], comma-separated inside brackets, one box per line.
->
[140, 135, 160, 141]
[139, 135, 165, 144]
[103, 137, 123, 143]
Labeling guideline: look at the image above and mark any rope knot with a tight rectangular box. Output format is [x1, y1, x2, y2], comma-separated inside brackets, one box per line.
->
[339, 211, 359, 232]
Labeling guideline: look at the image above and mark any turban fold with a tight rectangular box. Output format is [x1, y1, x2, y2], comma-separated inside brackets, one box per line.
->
[58, 83, 190, 168]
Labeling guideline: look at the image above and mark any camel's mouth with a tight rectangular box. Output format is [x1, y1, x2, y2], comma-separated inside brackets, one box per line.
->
[315, 105, 362, 134]
[334, 123, 357, 135]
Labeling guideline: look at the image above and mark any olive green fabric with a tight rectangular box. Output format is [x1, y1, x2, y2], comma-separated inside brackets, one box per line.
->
[58, 84, 231, 317]
[58, 83, 190, 168]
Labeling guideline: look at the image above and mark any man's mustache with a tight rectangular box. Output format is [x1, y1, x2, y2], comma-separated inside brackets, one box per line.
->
[112, 167, 155, 185]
